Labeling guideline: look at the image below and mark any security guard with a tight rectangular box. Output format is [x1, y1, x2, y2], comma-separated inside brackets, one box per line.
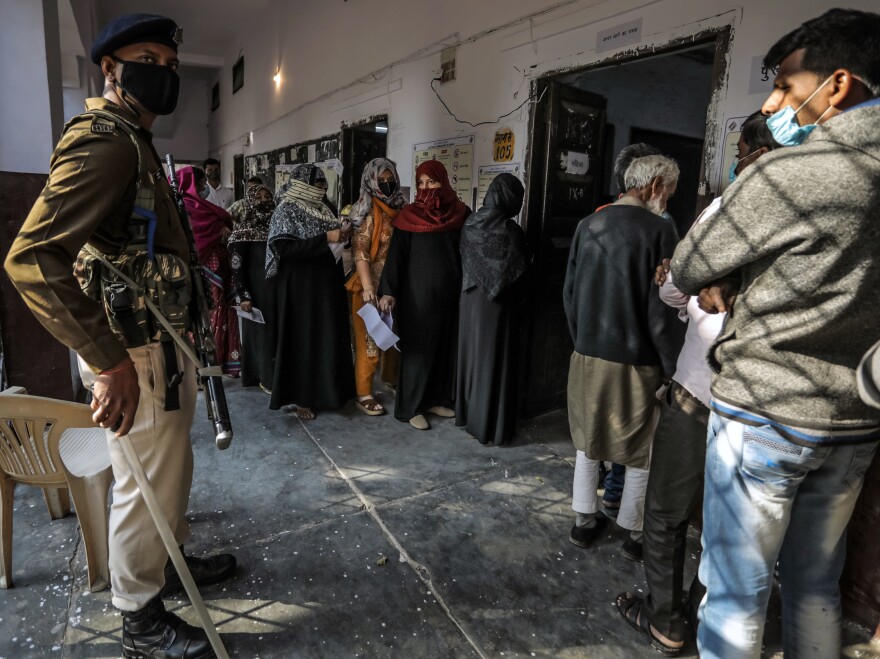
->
[5, 14, 235, 659]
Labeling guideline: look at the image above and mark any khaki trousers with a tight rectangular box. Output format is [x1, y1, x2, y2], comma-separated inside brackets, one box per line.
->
[79, 341, 196, 611]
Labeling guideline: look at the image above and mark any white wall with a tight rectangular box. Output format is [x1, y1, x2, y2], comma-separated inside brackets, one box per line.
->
[152, 73, 211, 163]
[0, 0, 61, 173]
[207, 0, 880, 195]
[62, 56, 89, 122]
[57, 58, 211, 164]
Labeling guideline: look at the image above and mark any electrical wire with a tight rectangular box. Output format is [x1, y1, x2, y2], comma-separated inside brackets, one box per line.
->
[429, 78, 548, 128]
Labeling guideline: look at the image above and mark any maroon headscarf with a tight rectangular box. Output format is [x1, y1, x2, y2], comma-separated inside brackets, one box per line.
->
[392, 160, 469, 233]
[175, 165, 232, 256]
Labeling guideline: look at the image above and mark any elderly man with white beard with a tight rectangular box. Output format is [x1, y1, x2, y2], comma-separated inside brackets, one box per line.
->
[563, 155, 686, 559]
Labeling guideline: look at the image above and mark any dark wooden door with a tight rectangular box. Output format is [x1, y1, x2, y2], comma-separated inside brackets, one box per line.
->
[233, 154, 244, 200]
[522, 82, 607, 415]
[341, 121, 387, 209]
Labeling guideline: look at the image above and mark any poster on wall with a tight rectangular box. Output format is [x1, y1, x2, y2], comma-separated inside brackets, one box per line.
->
[275, 164, 295, 193]
[412, 135, 475, 203]
[493, 127, 515, 162]
[719, 115, 749, 192]
[314, 158, 344, 211]
[476, 163, 522, 211]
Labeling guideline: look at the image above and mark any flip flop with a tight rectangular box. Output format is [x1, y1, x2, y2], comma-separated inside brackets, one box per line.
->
[616, 592, 683, 656]
[355, 398, 385, 416]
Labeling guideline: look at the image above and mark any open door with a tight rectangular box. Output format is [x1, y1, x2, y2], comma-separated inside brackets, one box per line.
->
[233, 154, 244, 200]
[521, 82, 607, 415]
[340, 117, 388, 209]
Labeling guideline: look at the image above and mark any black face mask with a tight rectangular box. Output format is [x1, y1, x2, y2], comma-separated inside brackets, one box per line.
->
[378, 180, 397, 197]
[256, 201, 274, 213]
[114, 58, 180, 115]
[207, 170, 220, 181]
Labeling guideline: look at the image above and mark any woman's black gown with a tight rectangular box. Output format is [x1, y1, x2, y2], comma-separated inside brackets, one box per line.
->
[379, 229, 462, 421]
[455, 276, 525, 445]
[268, 235, 355, 410]
[231, 241, 277, 390]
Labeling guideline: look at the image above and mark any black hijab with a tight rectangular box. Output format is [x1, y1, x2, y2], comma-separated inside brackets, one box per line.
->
[461, 173, 529, 300]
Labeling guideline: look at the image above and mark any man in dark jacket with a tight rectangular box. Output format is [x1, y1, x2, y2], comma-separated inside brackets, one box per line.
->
[671, 9, 880, 658]
[564, 154, 684, 558]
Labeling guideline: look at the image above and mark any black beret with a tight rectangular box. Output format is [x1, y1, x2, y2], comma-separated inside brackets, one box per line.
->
[90, 13, 182, 65]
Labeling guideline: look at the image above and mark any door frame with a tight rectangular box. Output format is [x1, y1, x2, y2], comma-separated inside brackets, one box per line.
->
[523, 24, 731, 234]
[519, 25, 732, 417]
[340, 113, 389, 209]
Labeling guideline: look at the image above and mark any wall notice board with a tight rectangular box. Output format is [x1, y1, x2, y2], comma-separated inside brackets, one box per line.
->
[244, 135, 341, 197]
[412, 135, 475, 204]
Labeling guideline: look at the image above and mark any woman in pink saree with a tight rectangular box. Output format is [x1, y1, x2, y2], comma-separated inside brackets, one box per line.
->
[175, 166, 241, 377]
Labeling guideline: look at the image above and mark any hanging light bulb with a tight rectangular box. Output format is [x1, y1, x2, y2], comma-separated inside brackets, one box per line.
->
[273, 68, 281, 86]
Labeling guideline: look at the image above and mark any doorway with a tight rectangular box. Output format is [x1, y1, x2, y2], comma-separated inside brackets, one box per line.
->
[520, 32, 727, 416]
[340, 116, 388, 210]
[233, 154, 244, 200]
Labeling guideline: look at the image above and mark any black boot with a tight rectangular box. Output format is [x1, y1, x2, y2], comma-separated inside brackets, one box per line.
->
[122, 596, 215, 658]
[162, 547, 237, 597]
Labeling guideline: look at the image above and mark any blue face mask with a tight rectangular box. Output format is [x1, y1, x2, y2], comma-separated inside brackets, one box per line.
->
[766, 75, 835, 146]
[728, 148, 764, 184]
[728, 160, 739, 184]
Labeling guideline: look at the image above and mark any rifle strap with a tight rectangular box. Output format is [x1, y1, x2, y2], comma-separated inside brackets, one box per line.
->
[83, 244, 222, 377]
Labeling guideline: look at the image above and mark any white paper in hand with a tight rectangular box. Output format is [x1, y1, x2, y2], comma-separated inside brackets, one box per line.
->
[329, 242, 345, 262]
[234, 306, 266, 324]
[357, 303, 400, 351]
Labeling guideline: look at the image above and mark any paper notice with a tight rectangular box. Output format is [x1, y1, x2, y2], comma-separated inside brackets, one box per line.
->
[356, 304, 400, 351]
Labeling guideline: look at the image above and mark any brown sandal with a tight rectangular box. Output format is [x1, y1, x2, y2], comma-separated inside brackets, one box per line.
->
[294, 406, 316, 420]
[355, 398, 385, 416]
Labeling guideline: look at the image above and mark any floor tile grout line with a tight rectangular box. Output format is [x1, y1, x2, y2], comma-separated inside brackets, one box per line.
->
[206, 444, 573, 555]
[220, 452, 565, 550]
[60, 524, 82, 659]
[296, 417, 490, 659]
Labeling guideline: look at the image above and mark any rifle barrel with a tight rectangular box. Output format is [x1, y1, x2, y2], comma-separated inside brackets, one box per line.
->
[165, 154, 234, 450]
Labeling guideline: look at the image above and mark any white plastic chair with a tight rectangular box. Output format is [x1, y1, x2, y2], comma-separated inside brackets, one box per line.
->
[0, 388, 112, 591]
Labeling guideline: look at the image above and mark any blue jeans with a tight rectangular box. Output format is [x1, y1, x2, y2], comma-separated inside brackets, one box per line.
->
[697, 412, 878, 659]
[602, 463, 625, 503]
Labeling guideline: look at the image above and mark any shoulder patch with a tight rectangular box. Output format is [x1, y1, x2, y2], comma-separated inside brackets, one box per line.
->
[91, 118, 117, 134]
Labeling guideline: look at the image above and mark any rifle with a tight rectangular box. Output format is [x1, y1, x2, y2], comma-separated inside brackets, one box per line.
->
[165, 154, 234, 450]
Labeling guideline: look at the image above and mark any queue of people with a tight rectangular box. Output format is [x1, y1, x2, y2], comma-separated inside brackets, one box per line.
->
[181, 143, 532, 444]
[202, 154, 531, 444]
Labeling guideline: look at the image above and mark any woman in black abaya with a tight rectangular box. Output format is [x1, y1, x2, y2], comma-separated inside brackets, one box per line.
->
[455, 173, 529, 445]
[265, 164, 354, 419]
[229, 184, 276, 392]
[378, 160, 470, 430]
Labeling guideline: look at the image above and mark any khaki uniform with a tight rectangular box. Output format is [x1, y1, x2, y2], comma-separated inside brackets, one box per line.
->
[5, 98, 196, 611]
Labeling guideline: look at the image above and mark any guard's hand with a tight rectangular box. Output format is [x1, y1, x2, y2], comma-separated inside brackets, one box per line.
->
[378, 295, 395, 314]
[655, 259, 671, 287]
[240, 300, 253, 313]
[91, 359, 139, 437]
[697, 277, 738, 314]
[362, 288, 377, 305]
[220, 226, 232, 244]
[327, 230, 343, 243]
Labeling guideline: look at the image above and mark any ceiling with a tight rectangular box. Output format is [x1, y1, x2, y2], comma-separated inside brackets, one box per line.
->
[63, 0, 272, 69]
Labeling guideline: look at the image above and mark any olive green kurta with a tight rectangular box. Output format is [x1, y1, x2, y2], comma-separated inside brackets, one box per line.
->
[4, 98, 188, 371]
